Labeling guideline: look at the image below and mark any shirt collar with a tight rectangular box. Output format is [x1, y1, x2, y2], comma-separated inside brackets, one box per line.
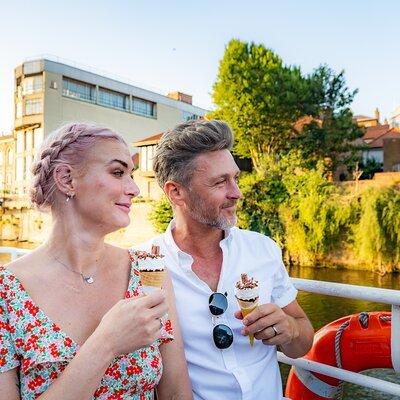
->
[164, 219, 184, 256]
[164, 218, 234, 254]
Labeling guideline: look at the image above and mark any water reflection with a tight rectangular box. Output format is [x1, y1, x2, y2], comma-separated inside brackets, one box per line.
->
[280, 266, 400, 399]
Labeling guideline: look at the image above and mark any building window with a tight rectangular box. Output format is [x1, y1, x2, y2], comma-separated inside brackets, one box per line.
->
[25, 155, 32, 181]
[16, 157, 24, 181]
[16, 101, 23, 118]
[132, 97, 155, 117]
[25, 99, 43, 115]
[26, 130, 33, 151]
[98, 87, 128, 110]
[7, 149, 13, 164]
[16, 132, 24, 153]
[182, 111, 200, 121]
[140, 145, 156, 172]
[22, 75, 43, 95]
[33, 128, 44, 150]
[62, 77, 95, 101]
[146, 145, 154, 171]
[140, 147, 147, 171]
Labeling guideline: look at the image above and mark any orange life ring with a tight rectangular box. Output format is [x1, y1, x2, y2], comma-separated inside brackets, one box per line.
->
[285, 311, 392, 399]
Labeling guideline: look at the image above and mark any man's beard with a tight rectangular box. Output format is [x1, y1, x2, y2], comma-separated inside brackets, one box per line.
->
[186, 191, 237, 230]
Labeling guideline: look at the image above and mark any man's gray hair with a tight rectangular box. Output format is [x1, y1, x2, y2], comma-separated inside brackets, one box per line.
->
[153, 119, 234, 188]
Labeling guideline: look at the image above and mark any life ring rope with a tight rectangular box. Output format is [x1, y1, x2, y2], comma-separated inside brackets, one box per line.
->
[333, 319, 349, 399]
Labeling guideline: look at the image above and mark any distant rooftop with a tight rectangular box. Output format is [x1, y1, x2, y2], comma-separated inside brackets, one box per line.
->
[368, 128, 400, 149]
[353, 114, 375, 121]
[133, 133, 163, 147]
[363, 124, 391, 140]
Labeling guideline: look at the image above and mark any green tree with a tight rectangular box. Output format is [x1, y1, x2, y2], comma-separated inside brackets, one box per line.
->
[209, 39, 313, 172]
[359, 158, 383, 180]
[148, 196, 173, 233]
[237, 162, 287, 246]
[353, 187, 400, 272]
[294, 65, 365, 170]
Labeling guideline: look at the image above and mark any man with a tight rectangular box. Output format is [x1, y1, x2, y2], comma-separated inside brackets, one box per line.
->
[139, 119, 314, 399]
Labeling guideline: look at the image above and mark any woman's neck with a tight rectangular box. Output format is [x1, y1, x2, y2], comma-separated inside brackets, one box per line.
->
[46, 218, 107, 276]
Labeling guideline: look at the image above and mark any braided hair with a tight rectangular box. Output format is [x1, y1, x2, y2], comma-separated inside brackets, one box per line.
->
[30, 122, 126, 210]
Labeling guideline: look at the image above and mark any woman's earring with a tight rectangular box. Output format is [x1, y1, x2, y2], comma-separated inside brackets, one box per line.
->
[66, 193, 74, 202]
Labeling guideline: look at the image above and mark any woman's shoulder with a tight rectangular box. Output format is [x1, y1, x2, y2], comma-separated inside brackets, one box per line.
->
[0, 254, 37, 308]
[105, 244, 132, 261]
[2, 248, 44, 284]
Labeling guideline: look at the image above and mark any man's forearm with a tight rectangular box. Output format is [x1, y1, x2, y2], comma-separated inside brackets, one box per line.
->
[280, 316, 314, 359]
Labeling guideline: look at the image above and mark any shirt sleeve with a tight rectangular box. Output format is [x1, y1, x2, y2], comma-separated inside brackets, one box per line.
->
[269, 241, 298, 308]
[0, 291, 20, 372]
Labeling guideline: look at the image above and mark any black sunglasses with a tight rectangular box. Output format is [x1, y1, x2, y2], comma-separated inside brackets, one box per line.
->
[209, 292, 233, 349]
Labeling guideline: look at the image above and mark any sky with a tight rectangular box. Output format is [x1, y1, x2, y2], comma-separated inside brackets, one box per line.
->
[1, 0, 400, 133]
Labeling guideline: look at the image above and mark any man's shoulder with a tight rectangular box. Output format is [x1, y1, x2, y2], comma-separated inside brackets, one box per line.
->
[232, 227, 280, 251]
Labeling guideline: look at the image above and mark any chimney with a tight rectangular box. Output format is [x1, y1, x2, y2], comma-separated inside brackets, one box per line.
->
[167, 91, 192, 105]
[374, 107, 380, 123]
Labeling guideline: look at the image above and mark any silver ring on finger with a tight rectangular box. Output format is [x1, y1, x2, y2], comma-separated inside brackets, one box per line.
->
[158, 318, 163, 329]
[271, 325, 278, 337]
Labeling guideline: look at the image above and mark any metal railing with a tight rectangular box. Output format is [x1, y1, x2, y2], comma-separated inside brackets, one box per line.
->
[279, 278, 400, 397]
[0, 246, 30, 261]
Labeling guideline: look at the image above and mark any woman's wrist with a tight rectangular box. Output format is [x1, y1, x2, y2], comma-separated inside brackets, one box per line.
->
[84, 329, 116, 364]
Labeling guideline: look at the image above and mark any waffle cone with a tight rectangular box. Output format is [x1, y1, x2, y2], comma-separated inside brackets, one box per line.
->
[140, 270, 166, 288]
[236, 297, 259, 346]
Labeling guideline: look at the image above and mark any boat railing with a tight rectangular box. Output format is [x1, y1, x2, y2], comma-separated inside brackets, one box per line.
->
[0, 246, 30, 261]
[279, 278, 400, 397]
[1, 247, 399, 396]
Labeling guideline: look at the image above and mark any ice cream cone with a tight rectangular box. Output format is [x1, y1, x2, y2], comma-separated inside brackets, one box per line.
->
[139, 269, 166, 289]
[135, 246, 166, 294]
[236, 297, 259, 346]
[234, 273, 260, 347]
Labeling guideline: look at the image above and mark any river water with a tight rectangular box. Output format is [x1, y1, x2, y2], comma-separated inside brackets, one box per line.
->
[281, 266, 400, 399]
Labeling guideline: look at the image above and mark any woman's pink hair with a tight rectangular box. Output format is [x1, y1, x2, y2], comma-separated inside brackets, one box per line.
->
[30, 122, 127, 210]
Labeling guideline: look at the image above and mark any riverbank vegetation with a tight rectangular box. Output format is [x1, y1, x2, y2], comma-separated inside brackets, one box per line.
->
[149, 39, 400, 273]
[237, 153, 400, 273]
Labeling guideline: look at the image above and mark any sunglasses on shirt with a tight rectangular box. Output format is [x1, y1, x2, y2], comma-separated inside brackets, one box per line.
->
[209, 292, 233, 349]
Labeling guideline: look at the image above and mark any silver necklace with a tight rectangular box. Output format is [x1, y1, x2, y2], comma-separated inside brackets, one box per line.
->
[51, 252, 96, 284]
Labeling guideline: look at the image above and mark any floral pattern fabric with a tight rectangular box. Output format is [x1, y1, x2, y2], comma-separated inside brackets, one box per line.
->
[0, 259, 173, 400]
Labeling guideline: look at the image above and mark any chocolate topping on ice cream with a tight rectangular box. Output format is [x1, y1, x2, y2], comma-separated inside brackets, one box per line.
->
[134, 250, 164, 260]
[235, 273, 258, 290]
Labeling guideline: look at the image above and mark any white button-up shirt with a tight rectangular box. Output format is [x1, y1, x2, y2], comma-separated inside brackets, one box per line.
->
[137, 221, 297, 400]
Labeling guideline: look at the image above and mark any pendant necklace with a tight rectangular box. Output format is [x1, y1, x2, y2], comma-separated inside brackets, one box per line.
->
[51, 252, 96, 284]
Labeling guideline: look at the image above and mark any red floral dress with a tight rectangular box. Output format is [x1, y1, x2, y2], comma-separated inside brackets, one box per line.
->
[0, 262, 173, 400]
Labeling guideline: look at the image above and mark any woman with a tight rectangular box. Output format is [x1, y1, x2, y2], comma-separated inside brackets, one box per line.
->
[0, 123, 192, 399]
